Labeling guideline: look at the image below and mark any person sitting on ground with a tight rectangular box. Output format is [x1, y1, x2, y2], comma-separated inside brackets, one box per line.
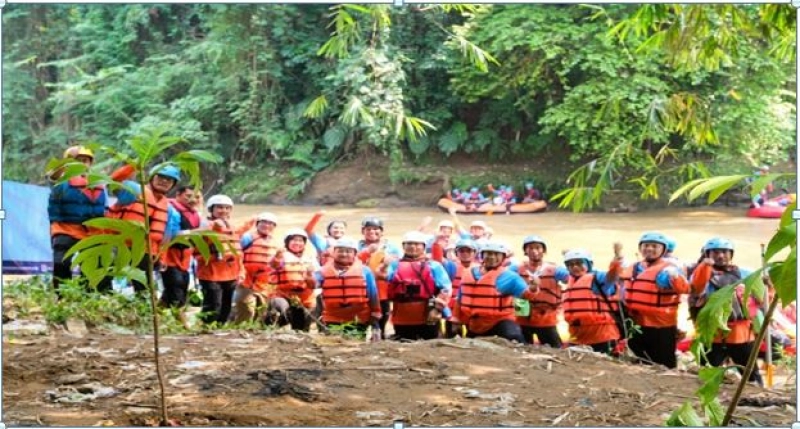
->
[315, 238, 381, 339]
[266, 228, 320, 332]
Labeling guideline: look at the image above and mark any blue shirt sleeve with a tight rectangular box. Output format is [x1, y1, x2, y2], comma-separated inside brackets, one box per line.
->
[363, 267, 379, 304]
[314, 271, 324, 284]
[114, 180, 141, 206]
[428, 261, 452, 294]
[495, 270, 530, 298]
[385, 260, 400, 281]
[385, 243, 403, 259]
[309, 233, 327, 253]
[163, 205, 181, 242]
[240, 232, 254, 250]
[554, 266, 570, 283]
[442, 260, 458, 280]
[655, 266, 685, 289]
[591, 271, 617, 296]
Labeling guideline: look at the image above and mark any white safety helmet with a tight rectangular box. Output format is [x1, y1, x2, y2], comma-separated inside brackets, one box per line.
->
[470, 220, 488, 230]
[563, 249, 593, 271]
[333, 238, 359, 252]
[480, 241, 508, 256]
[402, 231, 428, 245]
[284, 228, 308, 242]
[437, 220, 455, 230]
[206, 194, 234, 212]
[256, 212, 278, 225]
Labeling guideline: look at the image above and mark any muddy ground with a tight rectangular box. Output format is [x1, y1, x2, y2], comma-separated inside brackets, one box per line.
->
[3, 322, 796, 427]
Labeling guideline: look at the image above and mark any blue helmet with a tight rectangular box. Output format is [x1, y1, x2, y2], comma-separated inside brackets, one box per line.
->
[455, 239, 478, 252]
[525, 182, 534, 189]
[470, 187, 479, 193]
[665, 236, 677, 253]
[639, 231, 670, 249]
[480, 241, 508, 257]
[150, 164, 181, 182]
[704, 237, 734, 255]
[522, 235, 547, 252]
[564, 249, 593, 271]
[452, 188, 461, 194]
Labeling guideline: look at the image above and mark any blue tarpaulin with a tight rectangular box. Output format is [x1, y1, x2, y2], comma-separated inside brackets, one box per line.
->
[2, 181, 53, 275]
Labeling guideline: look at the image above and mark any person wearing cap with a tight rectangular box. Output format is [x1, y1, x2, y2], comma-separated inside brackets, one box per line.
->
[511, 235, 564, 348]
[266, 228, 320, 331]
[230, 212, 280, 324]
[560, 244, 625, 354]
[159, 185, 202, 328]
[194, 194, 254, 325]
[459, 220, 490, 247]
[433, 238, 479, 337]
[108, 164, 182, 294]
[47, 145, 134, 294]
[421, 219, 458, 259]
[314, 238, 381, 338]
[463, 187, 488, 212]
[689, 237, 765, 386]
[357, 217, 402, 338]
[457, 241, 541, 343]
[621, 231, 690, 369]
[662, 235, 687, 276]
[303, 210, 348, 266]
[383, 231, 452, 340]
[521, 181, 542, 203]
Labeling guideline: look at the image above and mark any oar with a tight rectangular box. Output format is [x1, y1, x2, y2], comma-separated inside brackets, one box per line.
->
[760, 243, 774, 388]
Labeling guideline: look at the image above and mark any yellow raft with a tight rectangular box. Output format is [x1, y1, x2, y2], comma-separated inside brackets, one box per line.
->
[437, 198, 547, 215]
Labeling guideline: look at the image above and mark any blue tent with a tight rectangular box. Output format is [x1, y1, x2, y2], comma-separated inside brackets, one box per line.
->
[3, 181, 53, 275]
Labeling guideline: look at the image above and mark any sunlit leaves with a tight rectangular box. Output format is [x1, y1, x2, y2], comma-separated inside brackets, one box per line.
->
[303, 95, 329, 119]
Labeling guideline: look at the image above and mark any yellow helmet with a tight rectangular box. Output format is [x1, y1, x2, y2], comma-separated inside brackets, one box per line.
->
[63, 145, 94, 161]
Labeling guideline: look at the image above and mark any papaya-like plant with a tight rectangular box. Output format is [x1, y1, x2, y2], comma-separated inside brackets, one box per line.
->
[45, 128, 224, 425]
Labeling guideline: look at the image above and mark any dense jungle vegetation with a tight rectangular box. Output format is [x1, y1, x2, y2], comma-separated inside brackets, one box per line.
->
[3, 4, 795, 206]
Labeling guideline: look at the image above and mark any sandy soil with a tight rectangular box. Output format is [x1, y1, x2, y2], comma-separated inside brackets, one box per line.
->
[3, 323, 795, 427]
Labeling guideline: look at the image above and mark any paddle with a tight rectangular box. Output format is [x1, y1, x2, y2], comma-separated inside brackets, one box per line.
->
[760, 243, 774, 388]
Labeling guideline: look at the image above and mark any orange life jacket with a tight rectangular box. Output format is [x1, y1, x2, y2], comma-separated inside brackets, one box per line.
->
[108, 185, 169, 255]
[160, 199, 201, 271]
[365, 248, 389, 301]
[622, 259, 680, 325]
[448, 262, 477, 322]
[273, 252, 315, 307]
[320, 260, 371, 324]
[459, 267, 515, 334]
[195, 219, 242, 282]
[242, 234, 278, 291]
[562, 273, 618, 327]
[517, 262, 561, 327]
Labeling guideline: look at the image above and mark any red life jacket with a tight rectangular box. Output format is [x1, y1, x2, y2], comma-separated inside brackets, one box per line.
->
[168, 198, 201, 229]
[387, 258, 436, 301]
[459, 267, 515, 334]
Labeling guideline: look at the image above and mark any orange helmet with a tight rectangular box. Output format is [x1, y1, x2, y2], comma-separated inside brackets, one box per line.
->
[63, 145, 94, 161]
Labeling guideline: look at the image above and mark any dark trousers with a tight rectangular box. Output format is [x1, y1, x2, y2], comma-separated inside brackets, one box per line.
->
[628, 325, 678, 369]
[52, 234, 113, 294]
[468, 320, 525, 343]
[393, 324, 439, 341]
[160, 266, 190, 308]
[521, 325, 563, 348]
[704, 341, 763, 386]
[199, 279, 236, 324]
[589, 340, 618, 355]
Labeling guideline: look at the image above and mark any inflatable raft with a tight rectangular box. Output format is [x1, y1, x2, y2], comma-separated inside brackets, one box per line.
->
[437, 198, 547, 215]
[746, 194, 795, 219]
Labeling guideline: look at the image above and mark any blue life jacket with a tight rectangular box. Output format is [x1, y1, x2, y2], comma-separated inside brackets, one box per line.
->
[48, 181, 107, 224]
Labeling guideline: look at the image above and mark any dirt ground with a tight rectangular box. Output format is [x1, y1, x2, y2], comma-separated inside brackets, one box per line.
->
[3, 322, 796, 427]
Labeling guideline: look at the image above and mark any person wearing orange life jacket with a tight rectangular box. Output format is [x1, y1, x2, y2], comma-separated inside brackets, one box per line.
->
[108, 164, 181, 294]
[266, 228, 320, 331]
[690, 237, 765, 386]
[158, 186, 201, 328]
[195, 194, 254, 325]
[622, 231, 690, 369]
[357, 217, 402, 339]
[509, 235, 564, 348]
[457, 242, 537, 343]
[434, 238, 479, 338]
[560, 246, 625, 354]
[230, 211, 280, 324]
[47, 145, 134, 295]
[304, 211, 348, 321]
[382, 231, 452, 341]
[314, 237, 381, 338]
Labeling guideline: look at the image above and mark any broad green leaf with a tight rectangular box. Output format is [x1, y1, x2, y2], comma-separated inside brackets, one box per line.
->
[779, 200, 797, 229]
[764, 223, 796, 262]
[685, 175, 748, 203]
[666, 402, 704, 426]
[696, 367, 726, 405]
[694, 285, 735, 347]
[773, 251, 797, 305]
[172, 150, 223, 164]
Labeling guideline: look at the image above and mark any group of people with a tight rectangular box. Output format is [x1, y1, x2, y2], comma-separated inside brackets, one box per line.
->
[47, 145, 778, 384]
[447, 182, 543, 212]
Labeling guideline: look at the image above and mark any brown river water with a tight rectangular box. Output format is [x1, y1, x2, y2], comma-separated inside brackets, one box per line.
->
[231, 204, 782, 269]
